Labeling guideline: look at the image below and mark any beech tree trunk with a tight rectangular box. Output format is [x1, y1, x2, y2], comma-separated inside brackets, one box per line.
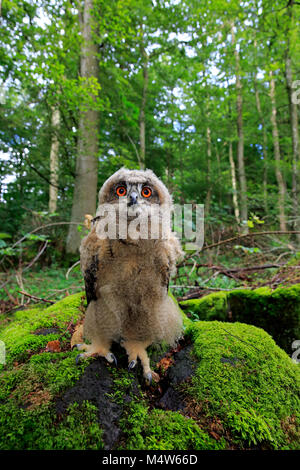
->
[138, 27, 148, 170]
[204, 126, 212, 216]
[231, 23, 248, 231]
[285, 48, 300, 239]
[253, 39, 268, 212]
[254, 81, 268, 213]
[269, 70, 287, 231]
[66, 0, 100, 254]
[228, 140, 240, 227]
[48, 107, 60, 213]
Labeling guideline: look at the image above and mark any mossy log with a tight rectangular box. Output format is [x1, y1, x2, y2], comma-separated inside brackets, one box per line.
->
[180, 284, 300, 353]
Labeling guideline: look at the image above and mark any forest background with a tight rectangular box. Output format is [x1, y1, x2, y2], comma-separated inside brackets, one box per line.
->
[1, 0, 300, 307]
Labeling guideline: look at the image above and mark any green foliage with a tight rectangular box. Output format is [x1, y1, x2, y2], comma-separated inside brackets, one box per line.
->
[1, 0, 299, 241]
[0, 265, 84, 307]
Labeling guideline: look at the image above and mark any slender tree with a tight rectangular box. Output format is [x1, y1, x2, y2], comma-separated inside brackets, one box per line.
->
[66, 0, 100, 253]
[48, 106, 60, 213]
[269, 70, 287, 231]
[284, 1, 300, 238]
[138, 24, 148, 170]
[228, 140, 240, 227]
[231, 22, 248, 230]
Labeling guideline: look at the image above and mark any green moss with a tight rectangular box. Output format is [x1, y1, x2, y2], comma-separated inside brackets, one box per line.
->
[184, 321, 300, 449]
[1, 290, 299, 450]
[180, 284, 300, 352]
[0, 293, 100, 450]
[120, 402, 225, 450]
[0, 400, 103, 450]
[0, 292, 85, 367]
[169, 290, 193, 330]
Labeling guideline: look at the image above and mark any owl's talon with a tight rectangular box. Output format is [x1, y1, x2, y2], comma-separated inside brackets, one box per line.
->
[75, 353, 84, 365]
[128, 360, 137, 370]
[105, 352, 117, 365]
[145, 372, 152, 385]
[145, 370, 160, 385]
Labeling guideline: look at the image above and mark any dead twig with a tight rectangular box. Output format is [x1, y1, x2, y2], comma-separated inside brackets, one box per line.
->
[0, 241, 49, 291]
[17, 290, 55, 304]
[24, 241, 49, 272]
[66, 260, 80, 279]
[11, 222, 82, 250]
[3, 286, 19, 305]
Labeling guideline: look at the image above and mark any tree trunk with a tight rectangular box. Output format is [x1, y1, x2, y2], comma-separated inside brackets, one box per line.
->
[228, 140, 240, 227]
[254, 78, 268, 213]
[139, 29, 148, 170]
[231, 23, 248, 231]
[253, 39, 268, 212]
[204, 126, 212, 216]
[48, 107, 60, 213]
[269, 70, 287, 231]
[66, 0, 100, 254]
[285, 47, 300, 238]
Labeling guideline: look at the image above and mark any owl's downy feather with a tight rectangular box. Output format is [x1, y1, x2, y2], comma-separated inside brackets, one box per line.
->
[77, 168, 184, 381]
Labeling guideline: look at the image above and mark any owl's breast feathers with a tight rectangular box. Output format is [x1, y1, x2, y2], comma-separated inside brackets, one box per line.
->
[80, 228, 182, 305]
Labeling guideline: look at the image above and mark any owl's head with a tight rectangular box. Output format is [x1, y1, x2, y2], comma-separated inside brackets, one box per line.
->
[98, 168, 172, 211]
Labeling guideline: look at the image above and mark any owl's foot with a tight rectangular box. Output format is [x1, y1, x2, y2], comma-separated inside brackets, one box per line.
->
[123, 340, 160, 385]
[144, 370, 160, 385]
[128, 359, 137, 370]
[74, 343, 117, 365]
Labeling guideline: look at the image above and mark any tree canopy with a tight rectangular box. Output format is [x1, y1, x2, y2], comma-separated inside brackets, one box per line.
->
[0, 0, 300, 251]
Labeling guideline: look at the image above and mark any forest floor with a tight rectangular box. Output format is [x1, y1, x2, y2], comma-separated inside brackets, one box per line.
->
[1, 246, 299, 316]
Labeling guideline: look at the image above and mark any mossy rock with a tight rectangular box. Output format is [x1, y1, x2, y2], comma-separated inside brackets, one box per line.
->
[0, 292, 299, 450]
[180, 284, 300, 353]
[184, 320, 300, 449]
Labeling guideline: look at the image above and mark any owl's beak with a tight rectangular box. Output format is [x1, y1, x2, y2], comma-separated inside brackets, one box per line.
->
[129, 192, 138, 206]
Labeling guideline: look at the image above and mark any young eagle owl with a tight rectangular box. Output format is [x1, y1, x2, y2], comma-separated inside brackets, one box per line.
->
[74, 168, 183, 383]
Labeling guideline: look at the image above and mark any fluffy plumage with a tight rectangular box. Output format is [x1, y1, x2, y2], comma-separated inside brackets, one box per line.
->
[73, 168, 183, 383]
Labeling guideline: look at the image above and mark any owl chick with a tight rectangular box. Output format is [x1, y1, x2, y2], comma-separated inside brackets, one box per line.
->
[74, 168, 183, 383]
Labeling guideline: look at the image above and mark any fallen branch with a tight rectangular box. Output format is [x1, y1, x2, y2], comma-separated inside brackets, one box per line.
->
[17, 290, 55, 304]
[177, 230, 300, 267]
[202, 231, 300, 252]
[185, 262, 284, 273]
[171, 285, 249, 291]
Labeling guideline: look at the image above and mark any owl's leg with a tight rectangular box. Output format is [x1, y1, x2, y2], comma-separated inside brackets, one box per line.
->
[74, 341, 117, 365]
[122, 340, 159, 384]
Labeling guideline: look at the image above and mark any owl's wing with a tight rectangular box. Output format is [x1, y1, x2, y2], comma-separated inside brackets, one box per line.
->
[157, 235, 184, 290]
[80, 228, 106, 305]
[83, 254, 98, 305]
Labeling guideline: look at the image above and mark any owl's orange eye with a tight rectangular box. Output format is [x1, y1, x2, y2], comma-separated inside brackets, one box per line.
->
[141, 187, 152, 198]
[116, 186, 127, 197]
